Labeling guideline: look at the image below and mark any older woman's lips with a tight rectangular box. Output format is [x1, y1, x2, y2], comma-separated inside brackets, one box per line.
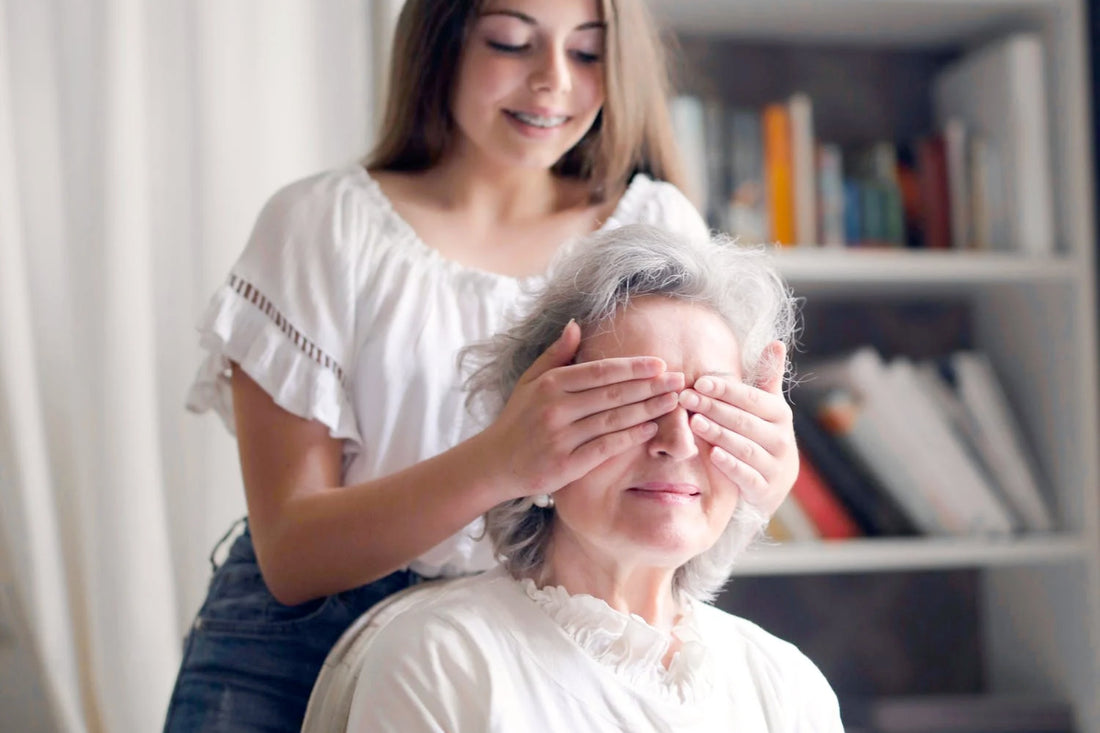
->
[628, 483, 701, 504]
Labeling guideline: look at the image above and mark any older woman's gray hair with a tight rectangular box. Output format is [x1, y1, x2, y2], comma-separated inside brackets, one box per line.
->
[464, 223, 799, 602]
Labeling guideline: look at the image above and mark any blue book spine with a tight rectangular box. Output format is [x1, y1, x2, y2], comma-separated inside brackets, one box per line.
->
[843, 179, 863, 245]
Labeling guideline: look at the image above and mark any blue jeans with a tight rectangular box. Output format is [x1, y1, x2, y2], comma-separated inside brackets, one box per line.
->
[162, 520, 421, 732]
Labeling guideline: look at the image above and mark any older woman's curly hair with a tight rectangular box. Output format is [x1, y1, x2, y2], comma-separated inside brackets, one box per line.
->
[463, 223, 799, 602]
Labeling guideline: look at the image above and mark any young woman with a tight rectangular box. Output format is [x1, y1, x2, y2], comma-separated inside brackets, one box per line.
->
[164, 1, 800, 730]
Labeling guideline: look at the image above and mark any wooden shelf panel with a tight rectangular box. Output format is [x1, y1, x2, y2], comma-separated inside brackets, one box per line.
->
[731, 533, 1087, 575]
[650, 0, 1058, 47]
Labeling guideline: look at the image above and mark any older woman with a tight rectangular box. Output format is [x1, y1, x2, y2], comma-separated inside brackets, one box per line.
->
[344, 224, 843, 732]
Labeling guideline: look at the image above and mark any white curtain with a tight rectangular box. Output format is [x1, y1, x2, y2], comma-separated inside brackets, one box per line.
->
[0, 1, 402, 730]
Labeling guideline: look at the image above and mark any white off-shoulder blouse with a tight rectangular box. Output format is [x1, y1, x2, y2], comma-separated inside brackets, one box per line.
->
[186, 164, 710, 576]
[346, 568, 845, 732]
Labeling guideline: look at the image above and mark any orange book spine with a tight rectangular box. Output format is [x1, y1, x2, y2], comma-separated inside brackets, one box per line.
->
[763, 103, 795, 246]
[791, 449, 863, 539]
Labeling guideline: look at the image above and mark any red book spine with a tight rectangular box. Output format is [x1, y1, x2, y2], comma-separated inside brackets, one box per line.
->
[791, 449, 863, 539]
[917, 134, 952, 249]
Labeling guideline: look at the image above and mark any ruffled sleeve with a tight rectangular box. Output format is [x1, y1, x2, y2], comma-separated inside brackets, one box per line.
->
[185, 169, 368, 450]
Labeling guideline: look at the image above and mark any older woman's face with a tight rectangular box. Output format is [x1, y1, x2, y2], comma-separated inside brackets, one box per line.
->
[552, 295, 743, 571]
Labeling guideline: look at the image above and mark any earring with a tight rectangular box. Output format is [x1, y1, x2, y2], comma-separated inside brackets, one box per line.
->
[533, 493, 555, 509]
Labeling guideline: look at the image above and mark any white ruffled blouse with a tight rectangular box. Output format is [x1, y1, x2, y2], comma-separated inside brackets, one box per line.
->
[347, 568, 845, 732]
[186, 165, 710, 577]
[520, 578, 714, 706]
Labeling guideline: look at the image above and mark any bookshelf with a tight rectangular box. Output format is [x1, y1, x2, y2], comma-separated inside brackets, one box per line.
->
[650, 0, 1100, 729]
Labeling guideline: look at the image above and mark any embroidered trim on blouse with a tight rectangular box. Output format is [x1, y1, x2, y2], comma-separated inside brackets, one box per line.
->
[228, 273, 349, 390]
[519, 579, 715, 705]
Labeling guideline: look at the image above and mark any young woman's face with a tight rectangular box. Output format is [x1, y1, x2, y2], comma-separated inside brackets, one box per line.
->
[450, 0, 606, 171]
[550, 296, 745, 572]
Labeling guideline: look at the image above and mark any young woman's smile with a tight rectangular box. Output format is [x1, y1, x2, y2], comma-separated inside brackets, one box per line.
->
[450, 0, 606, 169]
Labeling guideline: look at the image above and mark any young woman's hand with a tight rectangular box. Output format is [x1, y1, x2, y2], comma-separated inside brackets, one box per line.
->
[678, 341, 797, 516]
[479, 320, 684, 501]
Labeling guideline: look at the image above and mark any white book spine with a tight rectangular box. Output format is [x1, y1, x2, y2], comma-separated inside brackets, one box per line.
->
[952, 352, 1054, 531]
[886, 359, 1016, 535]
[789, 92, 816, 246]
[1008, 36, 1055, 255]
[669, 95, 708, 215]
[773, 496, 821, 541]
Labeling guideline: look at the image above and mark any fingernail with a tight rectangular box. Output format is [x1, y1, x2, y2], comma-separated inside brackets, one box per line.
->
[680, 390, 700, 409]
[662, 371, 685, 389]
[696, 377, 715, 393]
[691, 414, 712, 432]
[712, 446, 733, 464]
[561, 318, 576, 337]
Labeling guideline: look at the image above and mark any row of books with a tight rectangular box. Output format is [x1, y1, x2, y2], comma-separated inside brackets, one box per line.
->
[671, 33, 1054, 255]
[769, 347, 1053, 542]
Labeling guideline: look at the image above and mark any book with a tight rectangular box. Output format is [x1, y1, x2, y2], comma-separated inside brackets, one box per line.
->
[764, 511, 795, 543]
[792, 402, 918, 536]
[933, 33, 1055, 255]
[859, 180, 887, 246]
[727, 107, 768, 243]
[762, 102, 795, 246]
[788, 92, 817, 246]
[816, 143, 845, 247]
[808, 348, 1016, 535]
[942, 117, 970, 249]
[895, 143, 924, 248]
[943, 352, 1054, 531]
[916, 133, 951, 249]
[772, 492, 821, 542]
[702, 99, 728, 230]
[791, 449, 862, 539]
[883, 356, 1017, 535]
[668, 95, 709, 214]
[967, 131, 1006, 250]
[811, 384, 946, 534]
[842, 178, 862, 245]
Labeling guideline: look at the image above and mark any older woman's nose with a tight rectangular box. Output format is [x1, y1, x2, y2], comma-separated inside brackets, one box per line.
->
[647, 407, 700, 460]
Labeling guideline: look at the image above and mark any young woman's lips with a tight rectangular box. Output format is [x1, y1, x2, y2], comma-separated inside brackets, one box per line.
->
[628, 482, 701, 504]
[503, 109, 570, 138]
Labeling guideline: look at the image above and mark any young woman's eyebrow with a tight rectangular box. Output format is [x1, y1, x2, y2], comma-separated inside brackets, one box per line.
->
[479, 10, 606, 31]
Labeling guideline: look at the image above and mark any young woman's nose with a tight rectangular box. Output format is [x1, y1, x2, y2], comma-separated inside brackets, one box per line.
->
[529, 43, 571, 94]
[647, 406, 700, 460]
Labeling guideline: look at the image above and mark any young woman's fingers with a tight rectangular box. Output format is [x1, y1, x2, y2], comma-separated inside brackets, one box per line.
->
[569, 421, 661, 476]
[550, 370, 684, 423]
[549, 355, 668, 393]
[516, 319, 583, 386]
[680, 383, 789, 456]
[690, 413, 772, 471]
[689, 376, 787, 423]
[709, 446, 770, 509]
[569, 391, 680, 446]
[692, 415, 794, 516]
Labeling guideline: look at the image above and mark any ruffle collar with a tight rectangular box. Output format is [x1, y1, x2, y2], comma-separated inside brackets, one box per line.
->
[519, 578, 714, 705]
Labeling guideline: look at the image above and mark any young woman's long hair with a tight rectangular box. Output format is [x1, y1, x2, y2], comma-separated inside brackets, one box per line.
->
[365, 0, 686, 202]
